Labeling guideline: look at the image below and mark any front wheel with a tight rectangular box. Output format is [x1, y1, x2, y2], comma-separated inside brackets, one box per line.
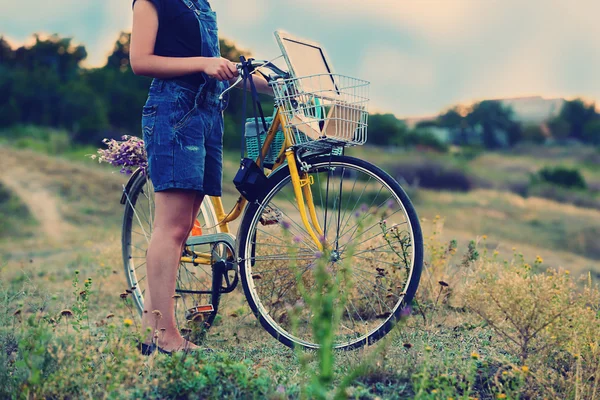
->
[238, 155, 423, 350]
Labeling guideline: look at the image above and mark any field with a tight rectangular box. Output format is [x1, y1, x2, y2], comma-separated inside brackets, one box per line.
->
[1, 142, 599, 399]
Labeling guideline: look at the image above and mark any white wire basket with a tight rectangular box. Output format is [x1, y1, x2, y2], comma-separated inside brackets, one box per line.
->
[271, 74, 370, 150]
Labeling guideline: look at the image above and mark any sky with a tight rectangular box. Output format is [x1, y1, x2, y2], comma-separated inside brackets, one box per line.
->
[1, 0, 599, 117]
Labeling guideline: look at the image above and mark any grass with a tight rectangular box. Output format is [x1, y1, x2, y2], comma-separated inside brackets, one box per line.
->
[0, 182, 37, 240]
[0, 138, 599, 398]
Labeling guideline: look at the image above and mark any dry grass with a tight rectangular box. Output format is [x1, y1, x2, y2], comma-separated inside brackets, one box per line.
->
[1, 145, 599, 398]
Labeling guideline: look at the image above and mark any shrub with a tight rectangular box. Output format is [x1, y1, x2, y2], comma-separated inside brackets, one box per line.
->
[391, 161, 473, 192]
[534, 166, 587, 190]
[462, 254, 600, 398]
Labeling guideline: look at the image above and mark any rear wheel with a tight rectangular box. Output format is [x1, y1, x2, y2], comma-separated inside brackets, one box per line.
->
[238, 155, 423, 350]
[121, 172, 221, 341]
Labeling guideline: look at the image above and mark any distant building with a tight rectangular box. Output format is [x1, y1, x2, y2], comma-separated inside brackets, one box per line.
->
[499, 96, 565, 123]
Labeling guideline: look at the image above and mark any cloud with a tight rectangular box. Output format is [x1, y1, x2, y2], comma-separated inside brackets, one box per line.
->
[2, 0, 600, 114]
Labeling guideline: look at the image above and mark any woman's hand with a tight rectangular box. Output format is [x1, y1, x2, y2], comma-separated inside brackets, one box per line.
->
[203, 58, 239, 81]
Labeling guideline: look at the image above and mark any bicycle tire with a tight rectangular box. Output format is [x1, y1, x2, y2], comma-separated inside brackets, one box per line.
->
[121, 172, 221, 339]
[238, 155, 423, 350]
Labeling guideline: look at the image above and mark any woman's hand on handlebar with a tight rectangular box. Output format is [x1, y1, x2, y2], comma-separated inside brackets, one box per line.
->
[203, 58, 239, 81]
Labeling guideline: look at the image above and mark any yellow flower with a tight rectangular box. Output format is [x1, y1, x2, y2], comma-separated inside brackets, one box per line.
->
[471, 352, 480, 360]
[123, 318, 133, 327]
[521, 365, 529, 373]
[482, 235, 488, 240]
[502, 371, 508, 376]
[493, 251, 499, 256]
[535, 255, 543, 264]
[497, 394, 507, 399]
[512, 247, 516, 251]
[432, 389, 438, 394]
[565, 270, 570, 275]
[425, 345, 432, 352]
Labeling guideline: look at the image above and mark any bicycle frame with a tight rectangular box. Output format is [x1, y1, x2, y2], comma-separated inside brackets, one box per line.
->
[181, 105, 324, 266]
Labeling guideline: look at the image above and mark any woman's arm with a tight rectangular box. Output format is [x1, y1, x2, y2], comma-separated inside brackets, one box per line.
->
[130, 0, 237, 81]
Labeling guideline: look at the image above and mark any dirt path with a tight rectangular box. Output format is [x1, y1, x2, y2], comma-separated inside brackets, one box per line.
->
[0, 148, 73, 241]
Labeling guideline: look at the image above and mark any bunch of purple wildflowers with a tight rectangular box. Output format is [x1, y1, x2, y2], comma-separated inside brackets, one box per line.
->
[91, 135, 147, 175]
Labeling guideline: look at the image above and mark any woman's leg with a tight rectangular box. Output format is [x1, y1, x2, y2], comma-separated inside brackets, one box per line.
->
[141, 189, 200, 351]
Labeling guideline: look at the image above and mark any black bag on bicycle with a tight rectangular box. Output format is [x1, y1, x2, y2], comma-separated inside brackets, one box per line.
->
[233, 158, 268, 202]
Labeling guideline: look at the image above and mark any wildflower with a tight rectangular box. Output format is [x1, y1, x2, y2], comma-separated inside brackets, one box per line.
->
[493, 250, 499, 257]
[535, 255, 543, 264]
[496, 395, 507, 399]
[565, 270, 570, 275]
[293, 236, 302, 244]
[387, 199, 395, 209]
[471, 352, 480, 360]
[482, 235, 487, 240]
[432, 389, 438, 394]
[124, 318, 133, 327]
[281, 220, 291, 230]
[521, 365, 529, 373]
[400, 306, 412, 318]
[93, 135, 148, 175]
[425, 345, 432, 352]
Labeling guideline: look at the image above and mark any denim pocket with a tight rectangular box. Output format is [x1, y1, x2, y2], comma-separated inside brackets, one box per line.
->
[142, 105, 157, 137]
[172, 88, 198, 131]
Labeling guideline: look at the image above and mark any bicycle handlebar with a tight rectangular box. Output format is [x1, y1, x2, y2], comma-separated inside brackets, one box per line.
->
[219, 59, 289, 101]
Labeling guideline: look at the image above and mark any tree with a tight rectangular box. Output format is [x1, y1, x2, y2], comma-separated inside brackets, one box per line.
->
[559, 98, 597, 141]
[547, 117, 571, 141]
[467, 101, 521, 149]
[583, 120, 600, 145]
[105, 32, 132, 72]
[367, 114, 409, 146]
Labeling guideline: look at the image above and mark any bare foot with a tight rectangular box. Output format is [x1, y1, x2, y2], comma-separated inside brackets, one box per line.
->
[157, 336, 199, 353]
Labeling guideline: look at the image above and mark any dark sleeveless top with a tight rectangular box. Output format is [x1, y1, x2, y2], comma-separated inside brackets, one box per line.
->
[132, 0, 206, 87]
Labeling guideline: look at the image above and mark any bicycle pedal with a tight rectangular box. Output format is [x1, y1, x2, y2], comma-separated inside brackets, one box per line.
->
[185, 305, 215, 321]
[260, 207, 282, 226]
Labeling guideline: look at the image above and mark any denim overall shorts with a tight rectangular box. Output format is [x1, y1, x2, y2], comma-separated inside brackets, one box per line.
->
[141, 0, 228, 196]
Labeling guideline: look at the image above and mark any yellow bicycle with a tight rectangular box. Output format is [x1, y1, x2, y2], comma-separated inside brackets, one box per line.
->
[121, 58, 423, 350]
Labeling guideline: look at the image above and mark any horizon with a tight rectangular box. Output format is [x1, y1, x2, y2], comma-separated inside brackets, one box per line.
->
[2, 0, 599, 117]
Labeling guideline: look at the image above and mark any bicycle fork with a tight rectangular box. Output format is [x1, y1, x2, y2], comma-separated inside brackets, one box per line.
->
[285, 149, 324, 251]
